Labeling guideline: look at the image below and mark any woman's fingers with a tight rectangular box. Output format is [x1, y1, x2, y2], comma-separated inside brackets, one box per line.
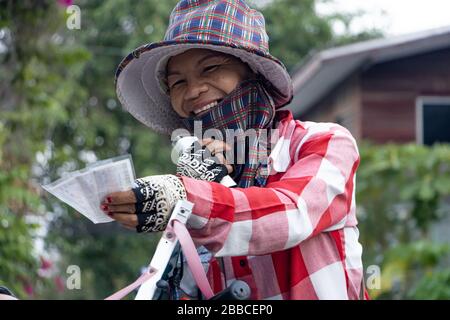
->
[102, 203, 135, 214]
[201, 138, 233, 173]
[109, 212, 138, 228]
[201, 138, 231, 156]
[102, 190, 136, 205]
[214, 153, 234, 174]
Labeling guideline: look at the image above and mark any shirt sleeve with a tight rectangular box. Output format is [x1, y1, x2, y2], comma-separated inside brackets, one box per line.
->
[180, 124, 360, 257]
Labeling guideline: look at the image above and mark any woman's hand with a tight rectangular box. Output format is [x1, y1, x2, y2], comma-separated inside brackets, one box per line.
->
[176, 138, 233, 183]
[101, 175, 186, 233]
[101, 188, 138, 230]
[201, 138, 234, 174]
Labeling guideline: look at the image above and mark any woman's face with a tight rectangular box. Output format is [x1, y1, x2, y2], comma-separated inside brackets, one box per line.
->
[166, 49, 253, 118]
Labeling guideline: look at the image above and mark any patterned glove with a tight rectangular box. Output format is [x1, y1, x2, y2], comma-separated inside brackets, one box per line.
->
[176, 143, 229, 183]
[132, 175, 186, 233]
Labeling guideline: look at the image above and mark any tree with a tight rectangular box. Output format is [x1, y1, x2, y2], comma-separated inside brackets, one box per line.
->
[0, 0, 90, 297]
[357, 142, 450, 299]
[0, 0, 177, 298]
[41, 0, 180, 299]
[258, 0, 383, 71]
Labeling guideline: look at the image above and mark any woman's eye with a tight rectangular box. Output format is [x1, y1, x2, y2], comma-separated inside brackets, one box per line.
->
[170, 79, 185, 89]
[203, 64, 219, 73]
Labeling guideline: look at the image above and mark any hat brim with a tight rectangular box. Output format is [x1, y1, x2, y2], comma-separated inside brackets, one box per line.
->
[116, 41, 293, 135]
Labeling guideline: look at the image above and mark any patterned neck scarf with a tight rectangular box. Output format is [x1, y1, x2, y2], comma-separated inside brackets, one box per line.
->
[181, 78, 277, 188]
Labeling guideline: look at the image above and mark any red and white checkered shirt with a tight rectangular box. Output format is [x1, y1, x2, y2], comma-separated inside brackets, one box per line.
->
[180, 110, 364, 300]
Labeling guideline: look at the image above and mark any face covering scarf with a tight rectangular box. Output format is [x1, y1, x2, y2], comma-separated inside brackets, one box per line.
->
[181, 78, 278, 188]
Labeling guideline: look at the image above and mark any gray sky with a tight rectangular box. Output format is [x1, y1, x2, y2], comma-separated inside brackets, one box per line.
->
[315, 0, 450, 36]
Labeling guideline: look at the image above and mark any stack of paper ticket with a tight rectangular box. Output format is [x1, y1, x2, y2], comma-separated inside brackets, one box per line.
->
[42, 155, 136, 224]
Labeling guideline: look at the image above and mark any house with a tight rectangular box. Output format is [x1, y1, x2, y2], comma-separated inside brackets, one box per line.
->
[289, 26, 450, 145]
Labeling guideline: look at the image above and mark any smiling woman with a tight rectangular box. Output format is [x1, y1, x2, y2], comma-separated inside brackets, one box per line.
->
[110, 0, 365, 300]
[166, 49, 254, 118]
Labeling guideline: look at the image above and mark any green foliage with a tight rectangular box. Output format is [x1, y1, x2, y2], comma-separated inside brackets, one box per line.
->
[1, 0, 177, 298]
[0, 209, 41, 297]
[377, 241, 450, 299]
[0, 0, 81, 298]
[357, 143, 450, 242]
[357, 143, 450, 299]
[409, 268, 450, 300]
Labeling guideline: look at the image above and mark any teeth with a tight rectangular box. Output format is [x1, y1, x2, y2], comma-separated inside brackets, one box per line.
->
[194, 101, 218, 115]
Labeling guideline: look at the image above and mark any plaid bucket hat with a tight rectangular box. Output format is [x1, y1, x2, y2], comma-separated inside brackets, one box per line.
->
[115, 0, 293, 135]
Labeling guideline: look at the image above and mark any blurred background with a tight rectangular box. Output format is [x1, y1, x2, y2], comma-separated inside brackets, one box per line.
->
[0, 0, 449, 299]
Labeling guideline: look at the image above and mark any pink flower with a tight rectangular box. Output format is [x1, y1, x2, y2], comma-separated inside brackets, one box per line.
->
[23, 283, 34, 296]
[57, 0, 73, 7]
[40, 257, 53, 271]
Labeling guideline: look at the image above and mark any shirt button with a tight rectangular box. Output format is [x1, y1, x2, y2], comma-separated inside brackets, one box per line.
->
[239, 259, 246, 267]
